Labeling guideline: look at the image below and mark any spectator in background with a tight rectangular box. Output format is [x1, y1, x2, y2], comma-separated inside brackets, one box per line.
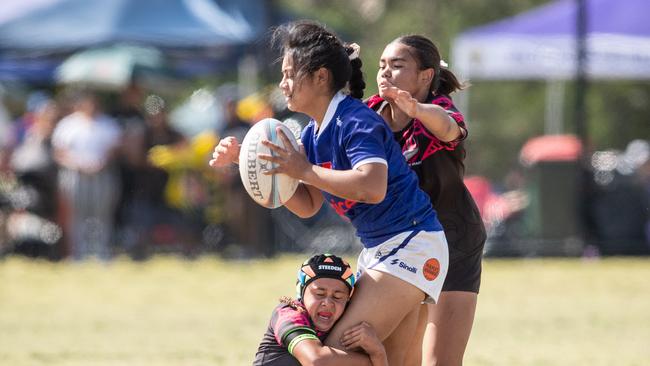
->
[112, 83, 145, 126]
[110, 83, 146, 248]
[12, 91, 52, 145]
[1, 91, 51, 175]
[52, 91, 122, 260]
[639, 155, 650, 250]
[222, 95, 250, 142]
[0, 92, 13, 175]
[139, 95, 186, 205]
[7, 98, 62, 258]
[1, 90, 16, 253]
[10, 99, 60, 218]
[216, 92, 275, 257]
[122, 95, 187, 257]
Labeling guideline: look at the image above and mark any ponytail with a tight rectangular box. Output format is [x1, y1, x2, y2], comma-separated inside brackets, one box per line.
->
[345, 43, 366, 99]
[435, 67, 464, 96]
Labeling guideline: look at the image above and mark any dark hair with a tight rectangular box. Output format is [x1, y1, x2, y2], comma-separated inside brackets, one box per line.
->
[393, 35, 464, 96]
[272, 20, 365, 99]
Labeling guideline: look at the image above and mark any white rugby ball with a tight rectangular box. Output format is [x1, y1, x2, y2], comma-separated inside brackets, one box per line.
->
[238, 118, 300, 208]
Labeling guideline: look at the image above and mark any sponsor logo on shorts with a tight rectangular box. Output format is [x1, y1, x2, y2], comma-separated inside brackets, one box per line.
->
[422, 258, 440, 281]
[389, 258, 417, 274]
[318, 265, 342, 271]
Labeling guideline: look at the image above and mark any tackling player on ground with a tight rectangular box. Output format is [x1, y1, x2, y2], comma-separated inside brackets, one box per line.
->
[253, 254, 387, 366]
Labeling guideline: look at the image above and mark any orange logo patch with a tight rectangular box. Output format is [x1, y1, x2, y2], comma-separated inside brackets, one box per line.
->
[422, 258, 440, 281]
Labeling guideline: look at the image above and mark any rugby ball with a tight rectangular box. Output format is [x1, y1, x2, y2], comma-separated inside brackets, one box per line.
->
[238, 118, 300, 208]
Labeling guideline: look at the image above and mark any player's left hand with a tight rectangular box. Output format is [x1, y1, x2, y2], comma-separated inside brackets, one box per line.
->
[259, 127, 311, 180]
[340, 321, 385, 357]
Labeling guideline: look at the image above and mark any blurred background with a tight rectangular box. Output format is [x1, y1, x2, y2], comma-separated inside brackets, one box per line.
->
[0, 0, 648, 262]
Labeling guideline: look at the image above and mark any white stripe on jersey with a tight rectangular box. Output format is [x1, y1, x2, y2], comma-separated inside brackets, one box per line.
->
[352, 157, 388, 170]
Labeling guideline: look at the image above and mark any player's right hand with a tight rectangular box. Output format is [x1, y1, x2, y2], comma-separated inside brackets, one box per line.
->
[380, 83, 420, 119]
[209, 136, 240, 167]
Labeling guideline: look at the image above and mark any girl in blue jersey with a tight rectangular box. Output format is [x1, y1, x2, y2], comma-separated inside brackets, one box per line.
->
[210, 20, 449, 365]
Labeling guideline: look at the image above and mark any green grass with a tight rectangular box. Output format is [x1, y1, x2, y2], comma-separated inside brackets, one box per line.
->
[1, 256, 649, 365]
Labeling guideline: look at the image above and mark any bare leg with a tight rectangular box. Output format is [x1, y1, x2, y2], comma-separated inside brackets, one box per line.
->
[422, 291, 477, 366]
[324, 269, 425, 361]
[404, 303, 428, 366]
[383, 304, 420, 366]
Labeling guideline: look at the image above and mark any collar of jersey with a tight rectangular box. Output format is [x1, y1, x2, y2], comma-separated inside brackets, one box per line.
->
[315, 91, 346, 137]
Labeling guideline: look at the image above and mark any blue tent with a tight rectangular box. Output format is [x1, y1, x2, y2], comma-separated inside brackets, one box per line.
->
[0, 58, 59, 82]
[0, 0, 59, 25]
[452, 0, 650, 80]
[0, 0, 269, 82]
[0, 0, 267, 50]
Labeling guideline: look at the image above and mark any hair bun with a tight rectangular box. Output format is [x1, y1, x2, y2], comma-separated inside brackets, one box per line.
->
[346, 43, 361, 60]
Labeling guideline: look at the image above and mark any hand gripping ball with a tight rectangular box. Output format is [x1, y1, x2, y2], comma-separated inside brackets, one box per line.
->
[238, 118, 299, 208]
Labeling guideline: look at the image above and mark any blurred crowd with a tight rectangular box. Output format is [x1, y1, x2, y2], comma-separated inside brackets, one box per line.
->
[466, 136, 650, 257]
[0, 83, 312, 261]
[1, 84, 648, 261]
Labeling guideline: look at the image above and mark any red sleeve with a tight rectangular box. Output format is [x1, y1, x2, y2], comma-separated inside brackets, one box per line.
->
[429, 94, 467, 147]
[365, 94, 384, 111]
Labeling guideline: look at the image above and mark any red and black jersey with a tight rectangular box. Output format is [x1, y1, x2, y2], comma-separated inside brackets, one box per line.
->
[253, 300, 325, 366]
[367, 94, 486, 292]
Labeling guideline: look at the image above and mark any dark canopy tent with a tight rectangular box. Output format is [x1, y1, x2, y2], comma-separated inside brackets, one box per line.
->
[0, 0, 270, 82]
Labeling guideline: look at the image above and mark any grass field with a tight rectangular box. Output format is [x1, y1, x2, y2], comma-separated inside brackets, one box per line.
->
[1, 255, 649, 365]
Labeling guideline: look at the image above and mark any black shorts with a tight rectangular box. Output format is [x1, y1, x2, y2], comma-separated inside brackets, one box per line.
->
[439, 214, 486, 293]
[442, 245, 483, 293]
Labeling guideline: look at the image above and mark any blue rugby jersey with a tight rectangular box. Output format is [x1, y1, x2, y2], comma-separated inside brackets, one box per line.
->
[301, 92, 442, 247]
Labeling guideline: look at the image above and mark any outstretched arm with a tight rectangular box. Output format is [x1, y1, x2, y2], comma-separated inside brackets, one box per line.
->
[381, 83, 462, 142]
[209, 136, 240, 167]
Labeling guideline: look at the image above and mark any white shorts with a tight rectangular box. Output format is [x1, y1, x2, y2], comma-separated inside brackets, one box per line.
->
[357, 230, 449, 304]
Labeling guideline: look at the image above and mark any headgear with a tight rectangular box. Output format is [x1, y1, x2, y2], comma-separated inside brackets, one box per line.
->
[295, 254, 356, 300]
